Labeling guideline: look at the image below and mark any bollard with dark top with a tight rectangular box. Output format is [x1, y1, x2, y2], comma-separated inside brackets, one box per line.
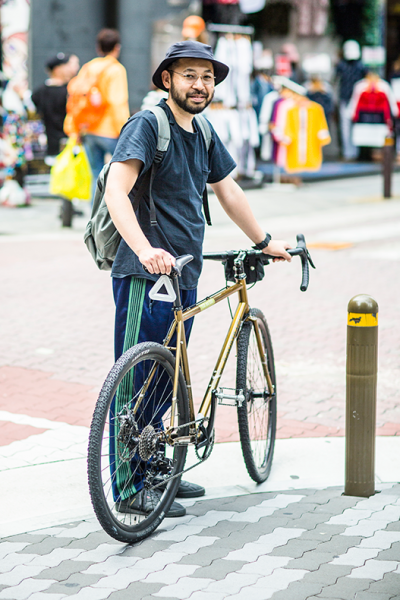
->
[345, 294, 378, 498]
[382, 134, 394, 199]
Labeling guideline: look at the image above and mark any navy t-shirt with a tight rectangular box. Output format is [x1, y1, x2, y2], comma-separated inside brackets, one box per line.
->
[110, 99, 236, 289]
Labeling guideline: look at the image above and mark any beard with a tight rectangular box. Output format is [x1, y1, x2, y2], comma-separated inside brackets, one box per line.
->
[170, 79, 214, 114]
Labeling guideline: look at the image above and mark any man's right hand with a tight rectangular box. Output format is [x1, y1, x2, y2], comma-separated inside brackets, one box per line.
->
[138, 248, 176, 275]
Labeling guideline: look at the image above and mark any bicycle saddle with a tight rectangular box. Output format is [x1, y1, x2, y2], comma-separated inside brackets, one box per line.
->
[172, 254, 193, 277]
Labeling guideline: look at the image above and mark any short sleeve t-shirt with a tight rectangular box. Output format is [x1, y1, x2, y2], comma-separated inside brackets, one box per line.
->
[111, 99, 236, 289]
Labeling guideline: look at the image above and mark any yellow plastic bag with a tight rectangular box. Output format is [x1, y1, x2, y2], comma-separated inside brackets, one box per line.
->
[50, 137, 92, 201]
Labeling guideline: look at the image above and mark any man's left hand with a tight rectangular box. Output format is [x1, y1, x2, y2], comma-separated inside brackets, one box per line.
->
[262, 240, 292, 262]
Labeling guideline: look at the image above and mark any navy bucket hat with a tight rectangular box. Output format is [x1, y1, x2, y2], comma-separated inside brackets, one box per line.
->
[152, 40, 229, 92]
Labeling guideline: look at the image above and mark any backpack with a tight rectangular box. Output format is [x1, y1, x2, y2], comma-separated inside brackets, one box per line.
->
[65, 60, 110, 133]
[84, 105, 212, 271]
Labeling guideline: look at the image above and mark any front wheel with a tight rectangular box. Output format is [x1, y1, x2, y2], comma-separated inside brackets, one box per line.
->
[236, 308, 277, 483]
[87, 342, 189, 544]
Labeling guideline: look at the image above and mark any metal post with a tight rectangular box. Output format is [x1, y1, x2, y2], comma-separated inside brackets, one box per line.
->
[345, 294, 378, 497]
[382, 134, 394, 199]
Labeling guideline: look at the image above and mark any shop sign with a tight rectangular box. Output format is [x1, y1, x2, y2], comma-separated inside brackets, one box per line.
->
[362, 46, 386, 67]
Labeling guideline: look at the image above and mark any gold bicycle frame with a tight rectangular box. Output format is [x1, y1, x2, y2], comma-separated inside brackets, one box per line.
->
[155, 275, 275, 443]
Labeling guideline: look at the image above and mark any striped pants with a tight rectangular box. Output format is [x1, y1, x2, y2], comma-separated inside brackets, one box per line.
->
[110, 276, 196, 500]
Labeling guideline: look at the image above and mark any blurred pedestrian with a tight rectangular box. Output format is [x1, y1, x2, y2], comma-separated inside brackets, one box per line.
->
[335, 40, 367, 160]
[31, 53, 79, 164]
[181, 15, 208, 44]
[64, 28, 129, 183]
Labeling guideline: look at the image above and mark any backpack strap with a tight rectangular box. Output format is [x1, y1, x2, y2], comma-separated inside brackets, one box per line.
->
[194, 114, 212, 226]
[131, 105, 171, 226]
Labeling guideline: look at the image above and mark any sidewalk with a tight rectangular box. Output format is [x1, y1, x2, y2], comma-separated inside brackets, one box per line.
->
[1, 173, 399, 598]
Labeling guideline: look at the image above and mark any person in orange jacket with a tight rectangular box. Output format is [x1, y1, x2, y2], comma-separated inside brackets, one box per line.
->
[65, 28, 130, 182]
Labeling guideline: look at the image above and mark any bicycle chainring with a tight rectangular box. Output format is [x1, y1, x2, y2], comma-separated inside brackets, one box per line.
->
[195, 424, 215, 461]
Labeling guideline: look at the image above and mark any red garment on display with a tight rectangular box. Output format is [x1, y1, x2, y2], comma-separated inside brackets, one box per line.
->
[353, 88, 391, 125]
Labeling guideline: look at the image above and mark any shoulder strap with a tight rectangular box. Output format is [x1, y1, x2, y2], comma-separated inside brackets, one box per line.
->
[131, 105, 171, 226]
[194, 114, 212, 151]
[194, 114, 212, 226]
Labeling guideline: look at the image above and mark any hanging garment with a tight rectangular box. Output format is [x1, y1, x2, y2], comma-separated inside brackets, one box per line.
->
[293, 0, 329, 36]
[349, 78, 398, 147]
[235, 36, 253, 108]
[280, 100, 331, 172]
[349, 79, 399, 123]
[259, 90, 279, 161]
[214, 36, 237, 108]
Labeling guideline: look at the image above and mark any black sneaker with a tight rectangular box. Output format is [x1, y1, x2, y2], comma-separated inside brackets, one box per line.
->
[116, 488, 186, 518]
[156, 478, 205, 499]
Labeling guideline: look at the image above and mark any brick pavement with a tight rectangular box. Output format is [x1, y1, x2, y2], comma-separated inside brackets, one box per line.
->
[0, 484, 399, 599]
[1, 181, 400, 447]
[1, 176, 400, 598]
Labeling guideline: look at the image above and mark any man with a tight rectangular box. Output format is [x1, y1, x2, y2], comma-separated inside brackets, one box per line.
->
[105, 41, 291, 517]
[32, 53, 79, 162]
[65, 28, 129, 181]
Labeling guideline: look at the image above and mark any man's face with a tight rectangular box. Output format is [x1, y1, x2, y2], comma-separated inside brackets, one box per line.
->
[165, 58, 215, 115]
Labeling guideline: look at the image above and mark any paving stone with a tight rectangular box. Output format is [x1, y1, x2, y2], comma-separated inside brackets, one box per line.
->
[177, 544, 229, 566]
[298, 526, 344, 543]
[191, 559, 245, 580]
[121, 540, 172, 558]
[66, 533, 111, 551]
[18, 537, 72, 555]
[270, 538, 320, 558]
[153, 576, 214, 599]
[315, 535, 363, 555]
[385, 522, 400, 532]
[355, 592, 395, 600]
[241, 517, 291, 538]
[238, 555, 290, 576]
[313, 496, 363, 514]
[272, 503, 320, 520]
[206, 572, 261, 595]
[366, 572, 400, 595]
[2, 534, 46, 544]
[349, 559, 398, 581]
[306, 488, 346, 506]
[285, 551, 343, 572]
[107, 582, 164, 599]
[145, 563, 201, 585]
[269, 581, 324, 600]
[30, 560, 93, 582]
[302, 564, 353, 585]
[317, 576, 372, 597]
[0, 577, 57, 600]
[287, 513, 330, 530]
[373, 541, 400, 560]
[46, 573, 104, 596]
[196, 520, 247, 539]
[331, 547, 380, 566]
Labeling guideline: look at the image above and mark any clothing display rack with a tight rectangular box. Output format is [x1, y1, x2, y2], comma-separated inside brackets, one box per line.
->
[207, 22, 260, 182]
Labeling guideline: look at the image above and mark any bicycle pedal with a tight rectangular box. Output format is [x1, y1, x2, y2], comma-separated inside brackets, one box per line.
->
[214, 387, 245, 408]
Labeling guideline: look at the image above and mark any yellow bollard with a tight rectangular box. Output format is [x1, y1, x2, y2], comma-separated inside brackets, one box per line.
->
[345, 294, 378, 497]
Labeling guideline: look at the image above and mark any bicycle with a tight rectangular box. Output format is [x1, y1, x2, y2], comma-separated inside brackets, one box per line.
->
[87, 234, 315, 543]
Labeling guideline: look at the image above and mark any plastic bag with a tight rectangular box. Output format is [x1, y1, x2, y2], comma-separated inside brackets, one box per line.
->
[50, 137, 92, 200]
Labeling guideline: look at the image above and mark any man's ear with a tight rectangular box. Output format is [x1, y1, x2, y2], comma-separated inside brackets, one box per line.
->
[161, 70, 171, 90]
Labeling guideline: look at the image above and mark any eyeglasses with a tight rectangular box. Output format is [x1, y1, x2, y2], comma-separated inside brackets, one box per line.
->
[168, 70, 215, 86]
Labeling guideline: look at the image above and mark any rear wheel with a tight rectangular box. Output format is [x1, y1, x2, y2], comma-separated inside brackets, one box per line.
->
[87, 342, 189, 543]
[236, 308, 277, 483]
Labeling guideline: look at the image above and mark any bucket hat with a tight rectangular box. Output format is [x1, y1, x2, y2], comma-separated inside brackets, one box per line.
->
[152, 40, 229, 92]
